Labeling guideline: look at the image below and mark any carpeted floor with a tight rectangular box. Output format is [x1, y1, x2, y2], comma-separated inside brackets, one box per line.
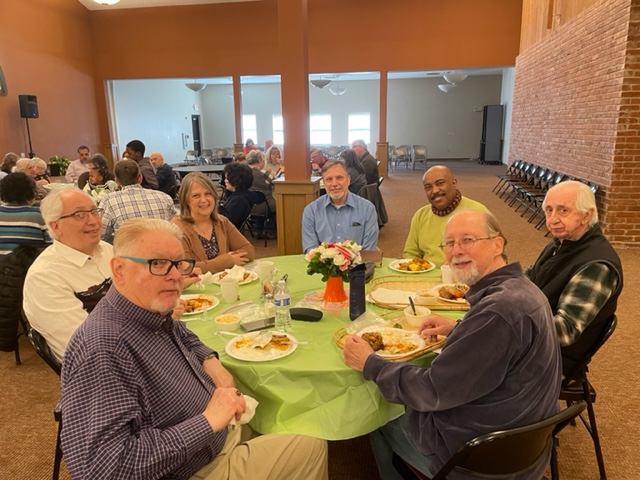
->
[1, 159, 637, 479]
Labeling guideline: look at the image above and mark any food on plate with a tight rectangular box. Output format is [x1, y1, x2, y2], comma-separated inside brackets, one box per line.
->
[215, 314, 239, 323]
[219, 270, 252, 281]
[362, 332, 384, 351]
[438, 283, 470, 300]
[396, 258, 434, 272]
[234, 333, 291, 351]
[184, 295, 214, 313]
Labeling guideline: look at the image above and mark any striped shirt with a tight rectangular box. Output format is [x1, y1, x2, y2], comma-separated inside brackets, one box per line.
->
[61, 287, 225, 479]
[100, 184, 176, 242]
[0, 205, 52, 255]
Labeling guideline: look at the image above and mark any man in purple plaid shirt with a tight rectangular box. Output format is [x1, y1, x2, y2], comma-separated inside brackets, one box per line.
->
[61, 218, 328, 479]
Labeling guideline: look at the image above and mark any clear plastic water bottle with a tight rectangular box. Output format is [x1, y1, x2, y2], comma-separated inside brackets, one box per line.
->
[273, 279, 291, 332]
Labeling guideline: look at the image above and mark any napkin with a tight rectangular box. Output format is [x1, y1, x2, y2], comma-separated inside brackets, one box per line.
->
[224, 265, 246, 282]
[229, 394, 259, 427]
[370, 287, 416, 305]
[191, 271, 217, 291]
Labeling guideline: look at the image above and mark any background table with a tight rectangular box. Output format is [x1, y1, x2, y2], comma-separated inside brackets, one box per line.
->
[185, 255, 464, 440]
[171, 164, 225, 179]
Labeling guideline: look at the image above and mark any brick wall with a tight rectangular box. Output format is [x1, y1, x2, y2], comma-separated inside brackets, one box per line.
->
[510, 0, 640, 245]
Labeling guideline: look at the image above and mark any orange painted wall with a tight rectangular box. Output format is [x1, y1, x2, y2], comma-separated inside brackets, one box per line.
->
[0, 0, 100, 160]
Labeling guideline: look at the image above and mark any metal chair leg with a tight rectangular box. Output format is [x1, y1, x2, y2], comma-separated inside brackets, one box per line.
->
[582, 381, 607, 480]
[53, 402, 62, 480]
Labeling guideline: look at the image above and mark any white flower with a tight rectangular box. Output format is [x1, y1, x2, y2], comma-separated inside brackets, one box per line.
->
[322, 248, 338, 259]
[333, 254, 345, 267]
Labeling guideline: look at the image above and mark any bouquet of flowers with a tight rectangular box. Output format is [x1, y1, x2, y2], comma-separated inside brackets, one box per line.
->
[305, 240, 363, 281]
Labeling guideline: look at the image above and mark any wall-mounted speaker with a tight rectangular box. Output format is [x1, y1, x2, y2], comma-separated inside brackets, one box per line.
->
[19, 94, 39, 118]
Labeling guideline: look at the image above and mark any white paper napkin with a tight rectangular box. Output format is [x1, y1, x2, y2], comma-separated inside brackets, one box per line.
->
[192, 271, 216, 291]
[370, 287, 416, 305]
[224, 265, 246, 282]
[229, 394, 259, 426]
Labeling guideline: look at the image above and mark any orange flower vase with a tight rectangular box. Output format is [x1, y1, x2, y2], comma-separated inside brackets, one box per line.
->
[323, 276, 348, 303]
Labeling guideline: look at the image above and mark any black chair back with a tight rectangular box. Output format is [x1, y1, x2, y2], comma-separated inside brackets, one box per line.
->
[28, 327, 61, 376]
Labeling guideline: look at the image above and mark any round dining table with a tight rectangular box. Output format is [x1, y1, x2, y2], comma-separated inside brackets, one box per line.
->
[184, 255, 464, 441]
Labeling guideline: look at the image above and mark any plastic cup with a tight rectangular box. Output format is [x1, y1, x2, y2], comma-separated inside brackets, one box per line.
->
[256, 261, 275, 281]
[220, 277, 240, 303]
[440, 264, 454, 284]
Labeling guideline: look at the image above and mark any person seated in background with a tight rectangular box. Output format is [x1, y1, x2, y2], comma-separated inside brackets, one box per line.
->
[149, 151, 178, 199]
[525, 180, 623, 376]
[65, 145, 91, 182]
[32, 157, 51, 184]
[264, 145, 284, 179]
[81, 154, 118, 203]
[243, 138, 258, 155]
[247, 150, 277, 238]
[1, 152, 19, 179]
[344, 210, 562, 480]
[404, 165, 489, 267]
[264, 138, 274, 151]
[0, 172, 52, 255]
[302, 160, 378, 252]
[310, 148, 329, 175]
[219, 162, 260, 230]
[23, 188, 113, 362]
[60, 218, 328, 480]
[99, 160, 176, 243]
[339, 149, 367, 194]
[351, 139, 379, 185]
[124, 139, 159, 190]
[234, 153, 247, 163]
[172, 172, 254, 274]
[14, 158, 49, 204]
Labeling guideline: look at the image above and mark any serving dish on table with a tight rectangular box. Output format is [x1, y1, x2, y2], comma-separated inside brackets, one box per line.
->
[367, 275, 470, 310]
[179, 294, 219, 319]
[225, 331, 298, 362]
[388, 258, 435, 274]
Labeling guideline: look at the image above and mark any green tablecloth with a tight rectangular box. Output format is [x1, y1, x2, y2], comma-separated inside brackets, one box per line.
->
[185, 255, 462, 440]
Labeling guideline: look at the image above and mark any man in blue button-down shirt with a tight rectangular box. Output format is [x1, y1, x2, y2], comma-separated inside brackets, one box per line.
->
[302, 160, 378, 253]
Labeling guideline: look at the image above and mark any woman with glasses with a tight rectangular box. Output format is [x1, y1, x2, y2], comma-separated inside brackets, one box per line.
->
[172, 172, 254, 274]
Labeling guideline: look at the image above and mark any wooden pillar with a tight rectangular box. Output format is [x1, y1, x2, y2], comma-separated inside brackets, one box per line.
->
[275, 0, 318, 255]
[232, 75, 242, 150]
[376, 71, 389, 178]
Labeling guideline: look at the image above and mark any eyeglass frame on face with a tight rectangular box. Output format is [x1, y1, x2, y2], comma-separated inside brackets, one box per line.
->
[119, 256, 196, 276]
[439, 236, 495, 253]
[57, 208, 103, 221]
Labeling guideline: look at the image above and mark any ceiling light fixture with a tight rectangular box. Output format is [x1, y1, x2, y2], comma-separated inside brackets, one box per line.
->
[185, 81, 207, 92]
[329, 76, 347, 96]
[443, 71, 468, 84]
[93, 0, 120, 5]
[310, 78, 331, 89]
[438, 84, 457, 93]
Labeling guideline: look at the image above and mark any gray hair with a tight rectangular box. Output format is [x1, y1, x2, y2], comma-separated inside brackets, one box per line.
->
[246, 150, 265, 166]
[544, 180, 598, 227]
[32, 157, 47, 169]
[39, 188, 95, 240]
[15, 158, 34, 172]
[351, 139, 367, 149]
[483, 211, 508, 263]
[113, 218, 183, 256]
[321, 159, 348, 176]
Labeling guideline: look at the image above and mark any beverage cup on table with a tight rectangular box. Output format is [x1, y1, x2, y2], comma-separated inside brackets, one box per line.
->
[256, 261, 275, 281]
[220, 277, 240, 303]
[440, 264, 454, 284]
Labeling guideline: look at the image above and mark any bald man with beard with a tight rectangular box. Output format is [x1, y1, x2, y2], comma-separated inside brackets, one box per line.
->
[403, 165, 489, 267]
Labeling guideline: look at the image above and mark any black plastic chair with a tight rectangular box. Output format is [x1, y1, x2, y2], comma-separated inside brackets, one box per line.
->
[558, 314, 617, 480]
[28, 327, 62, 480]
[242, 191, 275, 246]
[392, 402, 587, 480]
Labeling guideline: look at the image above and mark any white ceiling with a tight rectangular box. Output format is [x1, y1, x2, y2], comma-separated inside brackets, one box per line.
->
[77, 0, 256, 11]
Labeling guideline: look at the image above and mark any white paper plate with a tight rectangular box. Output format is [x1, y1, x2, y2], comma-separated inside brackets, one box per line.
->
[430, 284, 470, 304]
[180, 294, 220, 318]
[226, 331, 298, 362]
[211, 271, 258, 286]
[356, 326, 425, 359]
[389, 258, 435, 274]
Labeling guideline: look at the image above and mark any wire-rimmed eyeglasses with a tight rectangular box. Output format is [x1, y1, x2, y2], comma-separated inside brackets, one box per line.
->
[120, 256, 196, 276]
[439, 237, 495, 253]
[57, 208, 103, 221]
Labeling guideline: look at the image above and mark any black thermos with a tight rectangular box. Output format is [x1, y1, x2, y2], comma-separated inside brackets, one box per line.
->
[348, 263, 366, 320]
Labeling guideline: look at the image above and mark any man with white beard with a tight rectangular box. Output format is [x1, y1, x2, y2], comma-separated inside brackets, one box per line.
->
[343, 210, 562, 480]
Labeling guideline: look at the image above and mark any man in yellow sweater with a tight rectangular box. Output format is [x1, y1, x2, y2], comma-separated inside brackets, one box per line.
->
[403, 165, 489, 267]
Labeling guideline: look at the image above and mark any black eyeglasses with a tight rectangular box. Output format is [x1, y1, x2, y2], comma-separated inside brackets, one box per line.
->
[439, 237, 495, 253]
[120, 256, 196, 276]
[57, 208, 103, 221]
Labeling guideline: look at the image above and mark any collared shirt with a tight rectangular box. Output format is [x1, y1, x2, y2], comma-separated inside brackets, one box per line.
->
[0, 204, 52, 255]
[65, 158, 89, 182]
[525, 262, 617, 346]
[61, 287, 224, 480]
[302, 191, 378, 252]
[23, 240, 113, 361]
[100, 184, 176, 242]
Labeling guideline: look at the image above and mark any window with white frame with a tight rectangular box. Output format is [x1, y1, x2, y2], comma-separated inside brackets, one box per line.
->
[242, 114, 257, 144]
[348, 113, 370, 144]
[272, 114, 284, 145]
[310, 114, 332, 145]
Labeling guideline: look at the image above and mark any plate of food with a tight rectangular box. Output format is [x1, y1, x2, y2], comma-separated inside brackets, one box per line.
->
[357, 327, 425, 359]
[211, 270, 259, 286]
[180, 294, 219, 317]
[430, 283, 470, 304]
[225, 331, 298, 362]
[389, 258, 435, 274]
